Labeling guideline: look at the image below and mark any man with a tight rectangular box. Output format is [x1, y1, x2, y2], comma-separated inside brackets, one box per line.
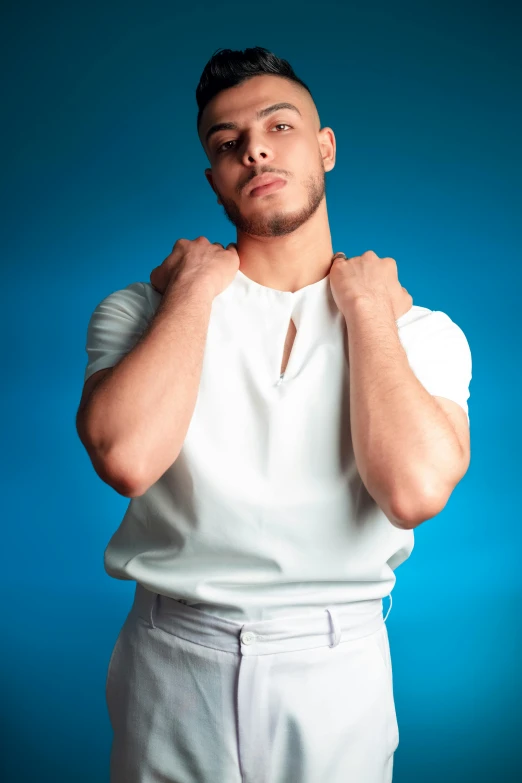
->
[77, 46, 472, 783]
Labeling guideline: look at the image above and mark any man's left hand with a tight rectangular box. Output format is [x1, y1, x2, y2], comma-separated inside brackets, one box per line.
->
[329, 250, 413, 321]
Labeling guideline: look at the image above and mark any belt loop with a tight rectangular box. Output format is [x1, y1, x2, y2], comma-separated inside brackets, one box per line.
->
[149, 592, 159, 629]
[325, 607, 341, 648]
[383, 593, 393, 623]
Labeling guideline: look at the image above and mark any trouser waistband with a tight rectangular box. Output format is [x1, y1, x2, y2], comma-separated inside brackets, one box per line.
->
[130, 583, 393, 656]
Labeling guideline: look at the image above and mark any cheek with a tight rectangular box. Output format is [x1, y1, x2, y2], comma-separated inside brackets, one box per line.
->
[216, 178, 241, 203]
[285, 140, 321, 176]
[212, 161, 239, 190]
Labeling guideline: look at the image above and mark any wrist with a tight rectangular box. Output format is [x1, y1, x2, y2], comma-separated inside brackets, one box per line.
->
[342, 291, 393, 322]
[166, 270, 216, 303]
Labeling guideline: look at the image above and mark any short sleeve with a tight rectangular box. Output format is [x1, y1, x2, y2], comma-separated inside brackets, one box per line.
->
[399, 309, 472, 424]
[83, 282, 153, 382]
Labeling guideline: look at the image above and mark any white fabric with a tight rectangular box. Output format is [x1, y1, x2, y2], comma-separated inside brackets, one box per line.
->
[106, 582, 399, 783]
[83, 269, 472, 622]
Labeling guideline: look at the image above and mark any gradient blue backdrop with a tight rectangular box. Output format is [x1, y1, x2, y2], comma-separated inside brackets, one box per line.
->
[2, 0, 521, 780]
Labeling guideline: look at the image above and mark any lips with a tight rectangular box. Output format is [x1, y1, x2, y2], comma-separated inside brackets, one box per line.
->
[246, 174, 286, 196]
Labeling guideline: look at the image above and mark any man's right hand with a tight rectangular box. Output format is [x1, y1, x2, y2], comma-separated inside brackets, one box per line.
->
[150, 237, 240, 299]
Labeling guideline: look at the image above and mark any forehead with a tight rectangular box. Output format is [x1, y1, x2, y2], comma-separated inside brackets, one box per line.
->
[199, 74, 314, 139]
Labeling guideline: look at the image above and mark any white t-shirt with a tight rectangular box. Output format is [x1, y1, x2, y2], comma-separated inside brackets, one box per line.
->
[83, 269, 472, 622]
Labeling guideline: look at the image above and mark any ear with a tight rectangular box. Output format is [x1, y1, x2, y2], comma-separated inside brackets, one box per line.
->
[205, 168, 222, 205]
[318, 127, 336, 173]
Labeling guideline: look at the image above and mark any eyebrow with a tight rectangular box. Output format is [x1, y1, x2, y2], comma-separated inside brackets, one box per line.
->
[205, 102, 302, 147]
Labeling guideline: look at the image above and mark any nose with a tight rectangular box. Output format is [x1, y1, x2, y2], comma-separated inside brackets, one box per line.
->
[240, 131, 275, 166]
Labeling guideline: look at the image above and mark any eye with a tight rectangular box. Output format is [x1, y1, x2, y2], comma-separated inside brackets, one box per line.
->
[216, 140, 236, 154]
[215, 124, 292, 154]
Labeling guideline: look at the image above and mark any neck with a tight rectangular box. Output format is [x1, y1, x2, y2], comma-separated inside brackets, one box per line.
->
[235, 199, 334, 293]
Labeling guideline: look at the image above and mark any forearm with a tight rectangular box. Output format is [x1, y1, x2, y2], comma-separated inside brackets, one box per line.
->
[344, 297, 463, 527]
[83, 274, 215, 495]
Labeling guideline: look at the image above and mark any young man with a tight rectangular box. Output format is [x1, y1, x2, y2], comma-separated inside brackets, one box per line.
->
[77, 47, 472, 783]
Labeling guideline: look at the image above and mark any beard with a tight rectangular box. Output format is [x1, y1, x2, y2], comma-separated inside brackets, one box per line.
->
[216, 164, 326, 238]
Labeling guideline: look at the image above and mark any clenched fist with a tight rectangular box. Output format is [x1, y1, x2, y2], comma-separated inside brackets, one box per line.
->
[150, 237, 240, 299]
[329, 250, 413, 321]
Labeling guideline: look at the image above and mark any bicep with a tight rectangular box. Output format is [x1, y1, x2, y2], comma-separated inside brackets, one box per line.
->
[76, 367, 113, 440]
[432, 395, 470, 473]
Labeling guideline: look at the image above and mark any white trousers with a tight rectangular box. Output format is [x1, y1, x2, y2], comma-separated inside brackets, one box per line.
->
[106, 583, 398, 782]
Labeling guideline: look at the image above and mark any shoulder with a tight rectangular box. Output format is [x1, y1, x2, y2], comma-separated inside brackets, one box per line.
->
[396, 305, 470, 350]
[90, 281, 160, 320]
[96, 280, 151, 307]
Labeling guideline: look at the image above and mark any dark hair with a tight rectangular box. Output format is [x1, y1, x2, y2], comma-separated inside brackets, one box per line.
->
[196, 46, 313, 133]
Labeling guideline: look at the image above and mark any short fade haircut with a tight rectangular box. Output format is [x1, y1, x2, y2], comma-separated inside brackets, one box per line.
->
[196, 46, 314, 133]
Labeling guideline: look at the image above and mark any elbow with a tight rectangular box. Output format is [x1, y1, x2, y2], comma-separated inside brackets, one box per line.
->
[100, 447, 155, 497]
[364, 471, 443, 530]
[80, 439, 146, 498]
[77, 418, 180, 497]
[390, 486, 449, 530]
[102, 448, 181, 498]
[92, 452, 144, 498]
[77, 412, 149, 497]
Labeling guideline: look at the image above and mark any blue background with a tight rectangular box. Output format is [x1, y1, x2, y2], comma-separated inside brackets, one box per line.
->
[3, 0, 521, 780]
